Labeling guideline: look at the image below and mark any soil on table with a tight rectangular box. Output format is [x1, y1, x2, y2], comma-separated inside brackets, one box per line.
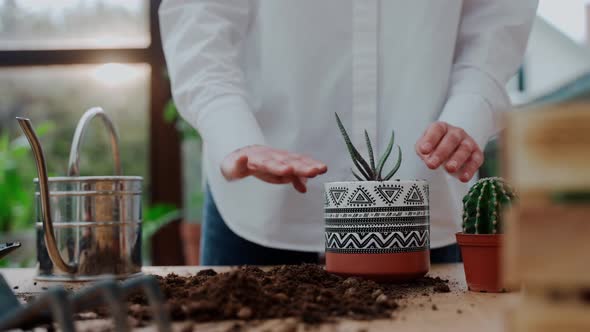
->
[124, 264, 450, 325]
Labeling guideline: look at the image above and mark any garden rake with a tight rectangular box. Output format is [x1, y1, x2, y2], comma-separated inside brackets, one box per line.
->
[0, 274, 172, 332]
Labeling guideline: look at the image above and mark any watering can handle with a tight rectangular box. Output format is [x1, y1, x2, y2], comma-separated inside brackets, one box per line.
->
[67, 107, 122, 176]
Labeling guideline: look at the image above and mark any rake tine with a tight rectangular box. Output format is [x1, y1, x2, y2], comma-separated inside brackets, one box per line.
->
[0, 275, 170, 332]
[120, 275, 171, 332]
[71, 279, 130, 332]
[0, 274, 21, 313]
[47, 288, 76, 332]
[0, 287, 75, 332]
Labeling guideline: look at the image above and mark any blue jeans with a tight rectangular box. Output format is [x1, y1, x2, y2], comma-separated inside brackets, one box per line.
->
[201, 188, 461, 265]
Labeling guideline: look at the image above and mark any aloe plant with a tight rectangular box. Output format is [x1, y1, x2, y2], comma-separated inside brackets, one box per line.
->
[335, 113, 402, 181]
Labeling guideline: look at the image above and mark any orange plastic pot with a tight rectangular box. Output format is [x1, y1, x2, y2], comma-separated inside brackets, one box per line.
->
[456, 233, 505, 292]
[324, 180, 430, 282]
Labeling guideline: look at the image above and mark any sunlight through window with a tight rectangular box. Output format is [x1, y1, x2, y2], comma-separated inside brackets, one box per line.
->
[91, 63, 146, 88]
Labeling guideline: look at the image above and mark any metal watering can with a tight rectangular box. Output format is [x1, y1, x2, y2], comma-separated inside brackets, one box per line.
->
[17, 108, 142, 281]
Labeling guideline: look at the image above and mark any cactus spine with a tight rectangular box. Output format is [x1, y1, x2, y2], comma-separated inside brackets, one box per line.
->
[462, 177, 516, 234]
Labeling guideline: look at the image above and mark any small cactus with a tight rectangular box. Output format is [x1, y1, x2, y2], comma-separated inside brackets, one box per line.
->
[462, 177, 516, 234]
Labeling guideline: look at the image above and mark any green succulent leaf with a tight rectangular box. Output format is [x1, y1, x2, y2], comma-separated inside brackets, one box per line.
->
[335, 113, 404, 182]
[377, 131, 395, 180]
[335, 113, 374, 179]
[364, 130, 376, 175]
[352, 157, 371, 180]
[383, 145, 402, 181]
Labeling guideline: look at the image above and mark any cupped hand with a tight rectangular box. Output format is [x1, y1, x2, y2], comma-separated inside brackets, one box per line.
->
[221, 145, 328, 193]
[415, 121, 484, 183]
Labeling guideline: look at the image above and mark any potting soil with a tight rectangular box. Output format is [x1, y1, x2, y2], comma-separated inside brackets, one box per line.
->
[126, 264, 450, 325]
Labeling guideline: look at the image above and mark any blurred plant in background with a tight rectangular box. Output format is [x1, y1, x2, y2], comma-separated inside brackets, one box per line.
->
[141, 203, 181, 265]
[164, 100, 204, 222]
[0, 121, 54, 267]
[164, 100, 201, 141]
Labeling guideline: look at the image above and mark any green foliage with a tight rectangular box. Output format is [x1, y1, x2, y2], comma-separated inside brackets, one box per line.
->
[141, 203, 181, 264]
[0, 121, 55, 233]
[462, 177, 517, 234]
[164, 98, 205, 223]
[335, 113, 402, 181]
[164, 100, 201, 141]
[142, 203, 181, 242]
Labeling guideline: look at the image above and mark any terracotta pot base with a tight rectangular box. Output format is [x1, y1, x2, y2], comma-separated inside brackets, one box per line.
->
[456, 233, 505, 293]
[326, 251, 430, 282]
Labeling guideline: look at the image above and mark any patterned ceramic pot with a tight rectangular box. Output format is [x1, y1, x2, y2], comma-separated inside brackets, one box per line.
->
[324, 180, 430, 281]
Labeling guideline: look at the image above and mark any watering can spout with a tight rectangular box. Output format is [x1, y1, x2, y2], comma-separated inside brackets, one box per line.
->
[16, 117, 77, 274]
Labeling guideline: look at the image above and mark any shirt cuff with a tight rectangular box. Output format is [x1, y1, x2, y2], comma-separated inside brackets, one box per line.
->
[438, 94, 498, 151]
[183, 95, 266, 166]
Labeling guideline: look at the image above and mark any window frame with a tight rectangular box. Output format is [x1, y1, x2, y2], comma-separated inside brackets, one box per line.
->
[0, 0, 181, 207]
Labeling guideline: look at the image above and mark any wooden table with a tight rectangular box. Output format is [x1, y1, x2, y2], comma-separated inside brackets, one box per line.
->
[0, 264, 518, 331]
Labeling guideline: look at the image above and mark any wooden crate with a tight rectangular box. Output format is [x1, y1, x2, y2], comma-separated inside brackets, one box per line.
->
[503, 102, 590, 192]
[502, 102, 590, 288]
[503, 197, 590, 288]
[508, 288, 590, 332]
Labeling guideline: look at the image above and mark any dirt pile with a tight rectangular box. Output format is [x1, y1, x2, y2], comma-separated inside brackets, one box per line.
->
[128, 264, 450, 324]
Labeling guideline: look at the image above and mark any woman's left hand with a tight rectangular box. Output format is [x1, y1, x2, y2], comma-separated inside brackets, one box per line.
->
[415, 121, 484, 183]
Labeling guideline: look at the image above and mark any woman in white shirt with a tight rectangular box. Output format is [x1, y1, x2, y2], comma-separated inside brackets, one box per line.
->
[159, 0, 537, 265]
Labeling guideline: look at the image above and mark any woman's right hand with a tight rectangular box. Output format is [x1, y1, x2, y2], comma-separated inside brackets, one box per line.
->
[221, 145, 328, 193]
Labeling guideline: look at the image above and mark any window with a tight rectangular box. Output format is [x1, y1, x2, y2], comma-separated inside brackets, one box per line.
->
[537, 0, 589, 44]
[0, 0, 149, 49]
[0, 0, 180, 206]
[0, 64, 150, 181]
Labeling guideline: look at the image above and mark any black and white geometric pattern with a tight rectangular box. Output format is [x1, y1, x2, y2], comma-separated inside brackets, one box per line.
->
[324, 181, 428, 209]
[324, 180, 430, 253]
[325, 229, 429, 253]
[328, 187, 348, 206]
[404, 184, 425, 205]
[422, 184, 430, 202]
[325, 215, 429, 225]
[347, 186, 375, 206]
[375, 184, 403, 205]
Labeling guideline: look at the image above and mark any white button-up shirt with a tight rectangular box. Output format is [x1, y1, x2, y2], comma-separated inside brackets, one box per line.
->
[159, 0, 537, 251]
